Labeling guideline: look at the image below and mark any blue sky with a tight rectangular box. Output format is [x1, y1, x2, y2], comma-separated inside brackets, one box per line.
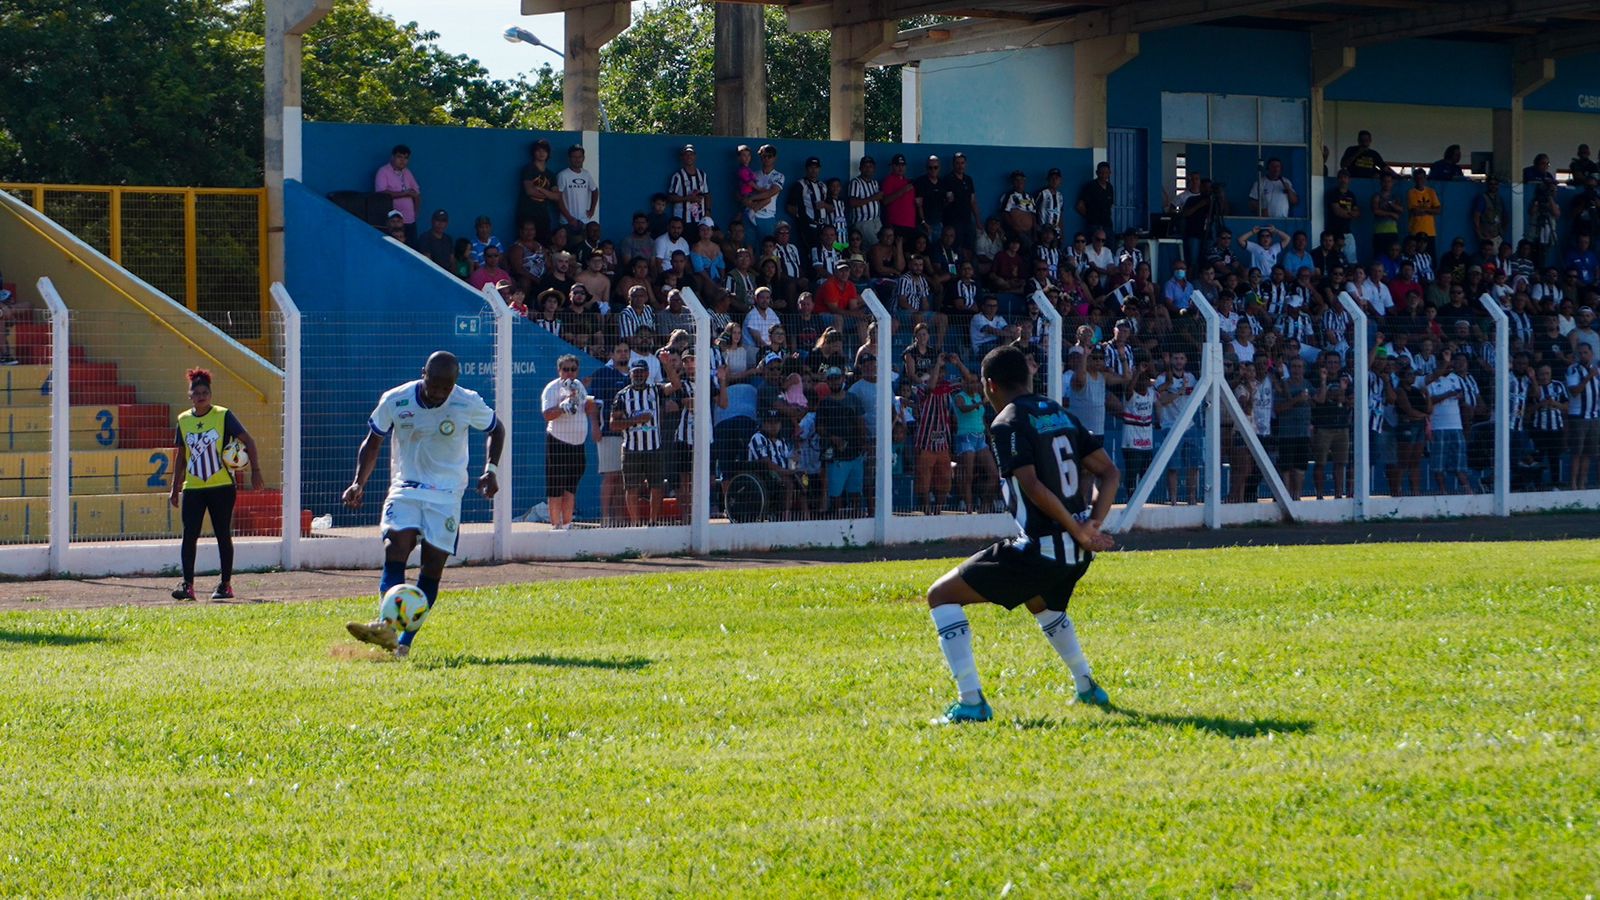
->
[375, 1, 575, 81]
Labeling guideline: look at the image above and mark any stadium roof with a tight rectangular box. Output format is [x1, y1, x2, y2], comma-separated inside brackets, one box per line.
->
[733, 0, 1600, 66]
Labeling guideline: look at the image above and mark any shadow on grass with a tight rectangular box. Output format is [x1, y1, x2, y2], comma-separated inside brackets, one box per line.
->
[420, 653, 652, 671]
[1014, 705, 1313, 739]
[0, 629, 109, 648]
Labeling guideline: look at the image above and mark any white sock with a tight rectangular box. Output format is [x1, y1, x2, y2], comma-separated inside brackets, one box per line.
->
[1035, 610, 1094, 694]
[931, 605, 982, 705]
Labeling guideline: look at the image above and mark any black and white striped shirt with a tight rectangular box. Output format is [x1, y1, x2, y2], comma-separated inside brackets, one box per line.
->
[822, 197, 849, 236]
[1509, 373, 1530, 432]
[1278, 312, 1315, 344]
[1406, 251, 1435, 283]
[896, 273, 932, 311]
[534, 317, 562, 338]
[618, 305, 656, 340]
[795, 178, 827, 228]
[1368, 372, 1390, 433]
[1321, 308, 1351, 347]
[1566, 363, 1600, 419]
[747, 431, 791, 468]
[1459, 372, 1482, 415]
[773, 242, 803, 279]
[952, 279, 980, 311]
[1035, 245, 1060, 278]
[810, 245, 841, 277]
[1036, 188, 1064, 229]
[672, 376, 718, 444]
[669, 167, 710, 223]
[1100, 341, 1134, 377]
[1531, 380, 1568, 431]
[849, 176, 881, 225]
[1263, 281, 1292, 317]
[1506, 310, 1533, 344]
[614, 384, 666, 451]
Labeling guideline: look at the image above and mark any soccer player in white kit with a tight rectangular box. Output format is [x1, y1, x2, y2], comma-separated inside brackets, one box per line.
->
[344, 352, 505, 658]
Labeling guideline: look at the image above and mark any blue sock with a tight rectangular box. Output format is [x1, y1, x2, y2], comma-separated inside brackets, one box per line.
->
[398, 575, 441, 649]
[379, 559, 405, 596]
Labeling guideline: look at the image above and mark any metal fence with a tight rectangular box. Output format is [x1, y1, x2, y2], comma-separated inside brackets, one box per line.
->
[0, 184, 268, 348]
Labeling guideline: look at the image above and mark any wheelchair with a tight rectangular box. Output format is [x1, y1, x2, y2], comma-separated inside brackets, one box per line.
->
[712, 417, 771, 523]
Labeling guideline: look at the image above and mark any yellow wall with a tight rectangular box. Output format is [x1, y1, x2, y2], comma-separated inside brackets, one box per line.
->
[0, 191, 283, 487]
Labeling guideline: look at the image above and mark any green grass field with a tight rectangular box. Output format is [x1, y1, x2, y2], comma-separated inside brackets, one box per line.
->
[1, 541, 1597, 896]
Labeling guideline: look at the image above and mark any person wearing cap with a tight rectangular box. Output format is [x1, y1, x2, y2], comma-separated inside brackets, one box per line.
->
[382, 210, 408, 242]
[517, 140, 559, 241]
[1000, 170, 1038, 246]
[881, 153, 917, 242]
[374, 144, 421, 241]
[467, 215, 504, 268]
[1076, 161, 1114, 237]
[555, 144, 599, 230]
[1037, 167, 1065, 234]
[912, 155, 950, 242]
[742, 144, 786, 245]
[815, 363, 867, 517]
[849, 156, 884, 249]
[667, 144, 712, 227]
[786, 155, 828, 255]
[1404, 168, 1441, 255]
[410, 208, 454, 270]
[747, 408, 805, 519]
[611, 354, 682, 524]
[816, 260, 863, 334]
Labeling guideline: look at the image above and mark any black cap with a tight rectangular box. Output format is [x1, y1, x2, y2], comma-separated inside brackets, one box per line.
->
[764, 408, 784, 420]
[431, 209, 449, 221]
[1009, 169, 1025, 179]
[805, 156, 821, 167]
[1047, 167, 1062, 177]
[890, 153, 907, 165]
[859, 155, 876, 168]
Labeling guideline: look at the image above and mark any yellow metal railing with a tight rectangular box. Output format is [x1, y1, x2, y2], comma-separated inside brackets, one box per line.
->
[0, 198, 268, 403]
[0, 183, 269, 351]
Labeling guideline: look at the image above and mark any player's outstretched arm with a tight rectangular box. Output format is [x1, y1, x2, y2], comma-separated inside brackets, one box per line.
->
[479, 419, 507, 499]
[343, 431, 384, 508]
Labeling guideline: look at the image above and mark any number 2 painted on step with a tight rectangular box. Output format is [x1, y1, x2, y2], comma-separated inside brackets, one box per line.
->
[147, 452, 169, 488]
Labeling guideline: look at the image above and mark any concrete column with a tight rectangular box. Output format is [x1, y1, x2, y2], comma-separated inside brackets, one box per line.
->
[563, 2, 629, 133]
[264, 0, 333, 286]
[1494, 56, 1555, 241]
[714, 3, 767, 137]
[1071, 34, 1139, 155]
[829, 20, 895, 142]
[1309, 46, 1355, 239]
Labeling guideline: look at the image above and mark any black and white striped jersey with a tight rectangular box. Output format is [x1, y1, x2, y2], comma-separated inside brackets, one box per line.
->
[669, 167, 710, 223]
[991, 394, 1102, 552]
[1531, 380, 1568, 431]
[1566, 363, 1600, 419]
[747, 431, 791, 468]
[618, 305, 656, 340]
[614, 384, 667, 451]
[773, 242, 804, 279]
[849, 176, 880, 225]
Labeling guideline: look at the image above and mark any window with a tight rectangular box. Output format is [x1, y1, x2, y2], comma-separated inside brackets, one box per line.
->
[1162, 92, 1309, 218]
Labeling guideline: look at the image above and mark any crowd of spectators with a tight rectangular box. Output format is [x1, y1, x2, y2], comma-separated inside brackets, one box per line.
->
[371, 132, 1600, 521]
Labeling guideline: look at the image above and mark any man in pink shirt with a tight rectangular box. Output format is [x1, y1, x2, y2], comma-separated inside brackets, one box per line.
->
[375, 144, 421, 241]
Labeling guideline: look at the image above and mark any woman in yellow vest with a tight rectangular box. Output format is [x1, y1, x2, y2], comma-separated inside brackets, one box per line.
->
[168, 367, 264, 600]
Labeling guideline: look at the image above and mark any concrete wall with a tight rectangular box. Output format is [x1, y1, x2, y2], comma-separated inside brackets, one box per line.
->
[917, 45, 1076, 148]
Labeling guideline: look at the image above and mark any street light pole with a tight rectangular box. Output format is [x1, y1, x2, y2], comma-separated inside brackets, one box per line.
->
[503, 24, 611, 132]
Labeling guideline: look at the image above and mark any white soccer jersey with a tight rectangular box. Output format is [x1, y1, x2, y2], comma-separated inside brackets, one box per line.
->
[369, 380, 497, 501]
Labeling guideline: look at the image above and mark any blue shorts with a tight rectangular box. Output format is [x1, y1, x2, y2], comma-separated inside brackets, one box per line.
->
[1371, 429, 1396, 469]
[953, 432, 986, 456]
[827, 455, 865, 498]
[1430, 428, 1467, 474]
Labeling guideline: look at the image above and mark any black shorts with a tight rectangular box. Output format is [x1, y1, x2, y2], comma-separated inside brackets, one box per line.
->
[545, 433, 586, 497]
[956, 536, 1092, 612]
[1277, 435, 1310, 471]
[667, 441, 694, 481]
[622, 447, 667, 490]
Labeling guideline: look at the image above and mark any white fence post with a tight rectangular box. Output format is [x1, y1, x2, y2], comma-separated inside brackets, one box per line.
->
[38, 278, 70, 573]
[1029, 289, 1063, 404]
[483, 285, 514, 561]
[1337, 290, 1369, 519]
[1478, 293, 1511, 517]
[269, 283, 302, 570]
[680, 287, 712, 554]
[861, 288, 894, 543]
[1204, 314, 1222, 529]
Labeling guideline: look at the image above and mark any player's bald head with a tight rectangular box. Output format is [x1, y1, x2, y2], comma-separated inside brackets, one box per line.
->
[424, 351, 460, 380]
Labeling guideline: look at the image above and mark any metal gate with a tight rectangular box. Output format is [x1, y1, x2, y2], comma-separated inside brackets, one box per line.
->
[1108, 127, 1147, 236]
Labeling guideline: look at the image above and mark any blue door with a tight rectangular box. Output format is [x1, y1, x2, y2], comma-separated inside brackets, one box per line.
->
[1108, 127, 1147, 235]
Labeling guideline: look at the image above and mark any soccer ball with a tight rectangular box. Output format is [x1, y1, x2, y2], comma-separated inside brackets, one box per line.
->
[221, 439, 249, 471]
[380, 583, 430, 633]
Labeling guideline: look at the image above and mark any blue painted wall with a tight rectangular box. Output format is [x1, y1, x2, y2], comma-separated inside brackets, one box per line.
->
[1314, 177, 1509, 260]
[284, 180, 602, 531]
[919, 46, 1076, 148]
[1326, 40, 1511, 108]
[1527, 55, 1600, 115]
[1107, 25, 1313, 222]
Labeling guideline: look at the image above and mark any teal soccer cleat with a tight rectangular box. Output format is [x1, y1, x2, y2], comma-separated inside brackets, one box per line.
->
[941, 698, 994, 724]
[1076, 678, 1111, 707]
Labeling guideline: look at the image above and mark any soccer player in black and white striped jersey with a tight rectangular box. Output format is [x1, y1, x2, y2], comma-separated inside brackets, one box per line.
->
[667, 144, 711, 226]
[924, 346, 1118, 724]
[1564, 343, 1600, 489]
[848, 157, 883, 249]
[611, 357, 681, 524]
